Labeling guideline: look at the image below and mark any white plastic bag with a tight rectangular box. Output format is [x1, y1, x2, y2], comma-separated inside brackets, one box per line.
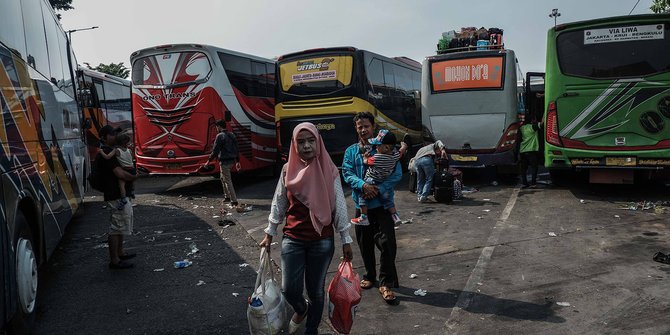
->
[247, 248, 287, 335]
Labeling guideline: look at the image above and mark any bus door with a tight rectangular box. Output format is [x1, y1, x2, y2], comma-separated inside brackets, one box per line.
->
[525, 72, 545, 121]
[525, 72, 546, 163]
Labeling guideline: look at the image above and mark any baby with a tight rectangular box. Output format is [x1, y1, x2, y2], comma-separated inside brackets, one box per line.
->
[351, 129, 407, 226]
[99, 132, 135, 209]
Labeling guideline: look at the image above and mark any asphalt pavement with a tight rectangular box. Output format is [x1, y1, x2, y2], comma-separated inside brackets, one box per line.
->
[33, 172, 670, 334]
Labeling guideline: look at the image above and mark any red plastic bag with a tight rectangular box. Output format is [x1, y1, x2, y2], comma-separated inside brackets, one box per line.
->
[327, 261, 361, 334]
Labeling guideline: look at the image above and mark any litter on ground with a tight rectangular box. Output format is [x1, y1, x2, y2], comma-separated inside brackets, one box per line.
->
[239, 263, 250, 268]
[556, 302, 571, 307]
[153, 268, 164, 272]
[620, 201, 670, 212]
[409, 274, 418, 279]
[232, 293, 240, 297]
[414, 289, 427, 296]
[196, 280, 206, 286]
[187, 243, 199, 257]
[548, 232, 557, 237]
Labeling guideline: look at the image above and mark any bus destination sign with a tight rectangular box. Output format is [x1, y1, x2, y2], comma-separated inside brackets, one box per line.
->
[584, 24, 664, 45]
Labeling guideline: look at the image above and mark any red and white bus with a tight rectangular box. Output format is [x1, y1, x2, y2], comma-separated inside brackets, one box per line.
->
[130, 44, 277, 175]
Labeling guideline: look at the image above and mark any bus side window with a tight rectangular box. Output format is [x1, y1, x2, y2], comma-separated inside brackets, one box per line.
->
[219, 53, 253, 97]
[0, 0, 27, 60]
[383, 62, 396, 89]
[367, 59, 384, 93]
[44, 4, 65, 92]
[21, 0, 50, 76]
[252, 60, 269, 97]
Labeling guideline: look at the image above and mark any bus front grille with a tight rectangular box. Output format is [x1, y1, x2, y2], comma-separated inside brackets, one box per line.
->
[143, 105, 194, 127]
[281, 97, 354, 110]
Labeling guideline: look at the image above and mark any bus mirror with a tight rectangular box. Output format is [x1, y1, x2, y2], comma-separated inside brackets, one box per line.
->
[83, 118, 92, 130]
[225, 110, 232, 122]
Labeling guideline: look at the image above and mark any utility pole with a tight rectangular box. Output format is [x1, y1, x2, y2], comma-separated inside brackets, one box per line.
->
[66, 26, 99, 43]
[549, 9, 561, 27]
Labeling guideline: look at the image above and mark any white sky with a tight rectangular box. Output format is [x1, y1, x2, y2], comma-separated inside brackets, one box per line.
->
[60, 0, 655, 75]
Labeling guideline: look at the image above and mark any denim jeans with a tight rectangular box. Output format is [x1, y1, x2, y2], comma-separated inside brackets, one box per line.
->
[281, 236, 335, 335]
[415, 155, 435, 198]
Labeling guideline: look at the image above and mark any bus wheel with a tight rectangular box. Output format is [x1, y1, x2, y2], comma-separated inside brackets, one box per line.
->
[549, 170, 570, 187]
[10, 211, 38, 334]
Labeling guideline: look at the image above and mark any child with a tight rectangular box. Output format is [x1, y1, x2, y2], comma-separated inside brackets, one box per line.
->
[99, 132, 135, 209]
[351, 129, 408, 226]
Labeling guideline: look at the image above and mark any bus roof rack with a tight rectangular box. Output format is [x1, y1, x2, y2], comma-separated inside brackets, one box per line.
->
[277, 47, 357, 61]
[436, 44, 506, 55]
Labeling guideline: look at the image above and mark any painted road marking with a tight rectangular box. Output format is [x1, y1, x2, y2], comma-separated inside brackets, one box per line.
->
[445, 186, 521, 331]
[247, 224, 267, 234]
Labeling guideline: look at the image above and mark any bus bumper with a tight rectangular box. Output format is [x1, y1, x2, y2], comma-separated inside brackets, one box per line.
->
[447, 149, 517, 168]
[136, 154, 214, 175]
[544, 145, 670, 170]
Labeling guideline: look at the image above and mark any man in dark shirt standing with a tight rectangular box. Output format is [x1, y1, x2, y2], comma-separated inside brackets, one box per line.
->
[205, 120, 242, 211]
[97, 125, 138, 269]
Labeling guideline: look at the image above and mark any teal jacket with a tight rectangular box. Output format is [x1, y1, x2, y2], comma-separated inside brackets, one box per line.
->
[342, 142, 402, 209]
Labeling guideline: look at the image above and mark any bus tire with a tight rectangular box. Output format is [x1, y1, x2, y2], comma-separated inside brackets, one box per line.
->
[9, 211, 38, 334]
[549, 169, 570, 187]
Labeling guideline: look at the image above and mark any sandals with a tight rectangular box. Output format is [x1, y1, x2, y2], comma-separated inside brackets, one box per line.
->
[379, 286, 397, 305]
[360, 280, 374, 290]
[653, 251, 670, 264]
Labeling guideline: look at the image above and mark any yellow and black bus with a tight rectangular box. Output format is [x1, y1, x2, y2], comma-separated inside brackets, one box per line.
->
[276, 47, 422, 163]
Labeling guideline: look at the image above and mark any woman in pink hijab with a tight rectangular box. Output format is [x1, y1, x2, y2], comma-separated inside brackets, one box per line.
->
[260, 122, 353, 335]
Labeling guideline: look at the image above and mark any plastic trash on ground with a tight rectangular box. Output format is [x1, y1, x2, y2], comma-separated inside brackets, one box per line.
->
[409, 274, 418, 279]
[174, 260, 192, 269]
[548, 232, 557, 237]
[414, 289, 427, 296]
[187, 243, 199, 257]
[328, 260, 361, 334]
[248, 247, 287, 335]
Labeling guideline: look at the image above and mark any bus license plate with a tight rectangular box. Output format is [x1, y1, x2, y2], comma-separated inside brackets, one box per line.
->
[606, 157, 636, 166]
[451, 155, 478, 162]
[166, 163, 182, 170]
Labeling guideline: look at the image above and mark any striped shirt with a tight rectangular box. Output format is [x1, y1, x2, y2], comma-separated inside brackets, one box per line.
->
[365, 151, 400, 183]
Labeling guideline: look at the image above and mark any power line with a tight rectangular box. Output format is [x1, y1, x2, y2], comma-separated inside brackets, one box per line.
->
[629, 0, 641, 15]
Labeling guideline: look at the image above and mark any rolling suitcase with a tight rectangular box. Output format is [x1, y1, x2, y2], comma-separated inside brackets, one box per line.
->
[433, 159, 454, 203]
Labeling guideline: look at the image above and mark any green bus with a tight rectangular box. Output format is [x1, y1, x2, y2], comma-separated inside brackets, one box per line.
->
[544, 14, 670, 184]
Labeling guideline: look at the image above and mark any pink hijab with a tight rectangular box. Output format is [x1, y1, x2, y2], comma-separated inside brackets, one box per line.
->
[285, 122, 339, 235]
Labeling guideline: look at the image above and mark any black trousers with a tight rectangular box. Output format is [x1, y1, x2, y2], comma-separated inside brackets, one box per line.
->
[519, 152, 539, 185]
[355, 207, 399, 288]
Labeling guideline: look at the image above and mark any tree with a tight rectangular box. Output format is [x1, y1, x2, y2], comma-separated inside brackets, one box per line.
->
[650, 0, 670, 13]
[85, 62, 130, 79]
[49, 0, 73, 20]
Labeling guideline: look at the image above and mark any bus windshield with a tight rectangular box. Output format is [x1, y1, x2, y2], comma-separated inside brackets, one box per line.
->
[278, 54, 354, 95]
[132, 51, 211, 87]
[557, 23, 670, 79]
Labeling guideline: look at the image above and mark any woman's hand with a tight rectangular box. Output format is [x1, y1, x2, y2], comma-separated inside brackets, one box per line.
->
[362, 183, 379, 199]
[342, 243, 353, 261]
[259, 234, 273, 250]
